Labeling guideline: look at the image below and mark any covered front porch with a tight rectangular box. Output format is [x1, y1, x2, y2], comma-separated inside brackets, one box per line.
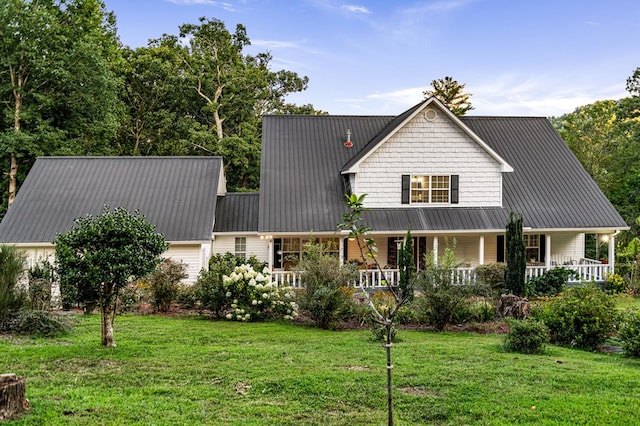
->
[268, 231, 617, 289]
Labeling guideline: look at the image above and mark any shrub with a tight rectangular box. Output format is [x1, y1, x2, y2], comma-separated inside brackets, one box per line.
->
[27, 259, 55, 310]
[1, 309, 74, 337]
[604, 273, 628, 295]
[503, 318, 550, 354]
[0, 245, 27, 324]
[534, 285, 617, 350]
[194, 253, 266, 317]
[147, 259, 188, 313]
[475, 263, 507, 293]
[294, 241, 359, 329]
[176, 284, 197, 309]
[525, 267, 576, 297]
[223, 264, 298, 321]
[117, 281, 145, 313]
[415, 245, 474, 331]
[619, 309, 640, 358]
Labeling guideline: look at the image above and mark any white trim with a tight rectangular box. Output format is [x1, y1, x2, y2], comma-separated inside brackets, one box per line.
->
[342, 97, 514, 174]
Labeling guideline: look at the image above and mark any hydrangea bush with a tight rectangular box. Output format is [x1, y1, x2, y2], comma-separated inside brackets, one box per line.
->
[223, 264, 298, 321]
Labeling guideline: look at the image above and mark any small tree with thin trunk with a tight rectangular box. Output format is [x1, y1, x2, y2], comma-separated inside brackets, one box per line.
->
[505, 212, 526, 296]
[338, 194, 415, 426]
[54, 206, 167, 347]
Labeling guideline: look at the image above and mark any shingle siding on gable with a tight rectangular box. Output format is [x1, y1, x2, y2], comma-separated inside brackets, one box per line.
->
[356, 112, 503, 208]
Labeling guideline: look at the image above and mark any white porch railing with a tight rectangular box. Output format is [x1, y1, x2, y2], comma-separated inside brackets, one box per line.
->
[526, 264, 611, 283]
[272, 263, 611, 290]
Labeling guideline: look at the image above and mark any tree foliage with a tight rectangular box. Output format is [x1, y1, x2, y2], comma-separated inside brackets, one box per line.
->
[54, 207, 167, 346]
[423, 76, 474, 115]
[505, 212, 526, 296]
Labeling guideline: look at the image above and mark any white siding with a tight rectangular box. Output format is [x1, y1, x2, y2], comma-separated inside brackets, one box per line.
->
[212, 235, 270, 264]
[355, 109, 503, 208]
[551, 233, 585, 264]
[164, 244, 207, 284]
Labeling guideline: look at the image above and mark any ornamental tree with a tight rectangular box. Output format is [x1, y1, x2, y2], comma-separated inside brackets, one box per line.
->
[54, 207, 167, 347]
[505, 212, 526, 296]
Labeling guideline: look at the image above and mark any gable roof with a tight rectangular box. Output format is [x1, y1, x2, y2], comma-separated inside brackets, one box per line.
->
[0, 156, 223, 243]
[342, 97, 513, 174]
[259, 106, 627, 234]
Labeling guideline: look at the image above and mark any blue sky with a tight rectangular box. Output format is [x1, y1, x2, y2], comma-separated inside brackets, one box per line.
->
[104, 0, 639, 117]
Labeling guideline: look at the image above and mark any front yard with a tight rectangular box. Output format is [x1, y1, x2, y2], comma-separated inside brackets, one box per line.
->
[2, 313, 640, 425]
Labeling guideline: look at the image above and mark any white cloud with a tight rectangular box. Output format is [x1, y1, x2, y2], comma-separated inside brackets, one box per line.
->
[342, 4, 371, 14]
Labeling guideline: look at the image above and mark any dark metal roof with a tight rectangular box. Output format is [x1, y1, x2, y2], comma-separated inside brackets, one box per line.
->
[259, 110, 627, 234]
[214, 193, 259, 233]
[0, 157, 222, 243]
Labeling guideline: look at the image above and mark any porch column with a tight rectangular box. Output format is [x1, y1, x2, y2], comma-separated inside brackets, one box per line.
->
[608, 233, 616, 272]
[433, 236, 439, 266]
[545, 234, 552, 270]
[339, 237, 346, 266]
[267, 238, 274, 271]
[478, 235, 485, 265]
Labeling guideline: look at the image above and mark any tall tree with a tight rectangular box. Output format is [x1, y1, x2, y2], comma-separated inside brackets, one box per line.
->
[0, 0, 121, 215]
[55, 207, 167, 347]
[505, 212, 526, 296]
[424, 76, 474, 115]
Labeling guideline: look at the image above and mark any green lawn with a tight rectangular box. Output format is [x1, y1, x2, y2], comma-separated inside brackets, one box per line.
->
[2, 314, 640, 425]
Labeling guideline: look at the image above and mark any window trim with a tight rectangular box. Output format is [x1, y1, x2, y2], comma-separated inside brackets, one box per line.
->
[401, 174, 459, 205]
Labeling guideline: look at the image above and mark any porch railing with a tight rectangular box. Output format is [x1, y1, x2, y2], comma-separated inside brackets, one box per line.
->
[271, 263, 612, 290]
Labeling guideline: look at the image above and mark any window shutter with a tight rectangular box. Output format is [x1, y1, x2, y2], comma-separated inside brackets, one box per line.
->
[451, 175, 459, 204]
[539, 234, 546, 262]
[401, 175, 410, 204]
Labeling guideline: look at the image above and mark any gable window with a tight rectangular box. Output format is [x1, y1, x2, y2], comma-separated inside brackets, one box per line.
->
[402, 175, 458, 204]
[235, 237, 247, 258]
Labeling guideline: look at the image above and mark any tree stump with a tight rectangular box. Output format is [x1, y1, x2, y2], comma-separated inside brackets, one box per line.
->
[0, 374, 29, 421]
[497, 294, 530, 319]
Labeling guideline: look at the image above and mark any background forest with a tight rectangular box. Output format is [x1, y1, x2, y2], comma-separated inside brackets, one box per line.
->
[1, 0, 639, 246]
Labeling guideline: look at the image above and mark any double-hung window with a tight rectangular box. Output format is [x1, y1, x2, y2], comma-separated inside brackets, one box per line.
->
[402, 175, 458, 204]
[235, 237, 247, 258]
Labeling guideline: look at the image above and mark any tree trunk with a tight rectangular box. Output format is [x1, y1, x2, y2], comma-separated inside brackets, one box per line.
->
[0, 374, 29, 421]
[385, 322, 394, 426]
[100, 303, 116, 347]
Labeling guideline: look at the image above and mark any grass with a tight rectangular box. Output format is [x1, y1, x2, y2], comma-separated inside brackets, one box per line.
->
[2, 314, 640, 425]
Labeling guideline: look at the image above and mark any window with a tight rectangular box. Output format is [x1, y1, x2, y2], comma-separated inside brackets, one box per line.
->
[524, 234, 540, 263]
[410, 175, 450, 204]
[235, 237, 247, 258]
[274, 237, 339, 270]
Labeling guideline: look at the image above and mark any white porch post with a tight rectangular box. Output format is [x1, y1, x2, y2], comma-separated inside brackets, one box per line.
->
[479, 235, 485, 265]
[339, 236, 346, 266]
[433, 236, 439, 266]
[545, 234, 552, 270]
[608, 233, 615, 272]
[267, 238, 274, 271]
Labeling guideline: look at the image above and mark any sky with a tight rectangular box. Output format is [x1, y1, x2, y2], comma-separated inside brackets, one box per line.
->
[104, 0, 639, 117]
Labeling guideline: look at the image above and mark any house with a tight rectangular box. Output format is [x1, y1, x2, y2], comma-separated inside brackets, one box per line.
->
[213, 97, 628, 285]
[0, 156, 225, 283]
[0, 98, 629, 287]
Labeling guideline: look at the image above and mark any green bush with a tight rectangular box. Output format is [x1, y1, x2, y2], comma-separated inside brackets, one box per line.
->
[0, 245, 27, 324]
[222, 263, 297, 321]
[415, 245, 474, 331]
[475, 263, 506, 293]
[619, 309, 640, 358]
[294, 241, 359, 329]
[27, 259, 55, 310]
[503, 318, 550, 354]
[194, 253, 268, 317]
[525, 267, 576, 297]
[604, 273, 628, 295]
[1, 309, 74, 337]
[176, 283, 197, 309]
[117, 281, 144, 313]
[534, 285, 617, 350]
[147, 259, 188, 313]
